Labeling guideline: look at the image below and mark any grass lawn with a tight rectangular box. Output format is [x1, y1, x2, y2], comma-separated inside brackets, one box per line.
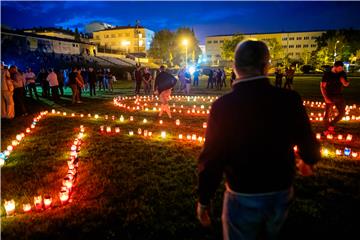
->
[1, 75, 360, 239]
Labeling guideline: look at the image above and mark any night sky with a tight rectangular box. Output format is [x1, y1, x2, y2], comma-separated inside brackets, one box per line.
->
[1, 1, 360, 44]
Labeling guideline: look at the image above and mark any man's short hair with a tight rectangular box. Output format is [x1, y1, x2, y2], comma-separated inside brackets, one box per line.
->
[234, 40, 270, 74]
[334, 61, 344, 67]
[160, 65, 165, 71]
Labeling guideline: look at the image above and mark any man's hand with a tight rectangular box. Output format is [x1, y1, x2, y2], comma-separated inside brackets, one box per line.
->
[196, 202, 211, 227]
[296, 160, 314, 176]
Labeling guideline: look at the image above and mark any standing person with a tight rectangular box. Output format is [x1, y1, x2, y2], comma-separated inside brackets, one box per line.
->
[57, 69, 65, 96]
[274, 67, 283, 88]
[25, 67, 39, 100]
[68, 67, 80, 104]
[207, 69, 214, 89]
[284, 66, 295, 90]
[143, 67, 152, 95]
[177, 67, 186, 92]
[1, 63, 15, 119]
[154, 65, 177, 118]
[76, 69, 85, 100]
[321, 61, 350, 134]
[46, 68, 59, 102]
[108, 72, 114, 92]
[81, 68, 89, 93]
[9, 66, 27, 116]
[193, 69, 200, 87]
[216, 68, 223, 90]
[102, 69, 109, 91]
[88, 67, 97, 96]
[37, 68, 48, 97]
[184, 69, 192, 95]
[134, 64, 143, 95]
[221, 69, 227, 88]
[196, 40, 320, 239]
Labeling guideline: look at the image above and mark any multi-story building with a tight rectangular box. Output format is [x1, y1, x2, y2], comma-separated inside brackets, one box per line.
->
[85, 22, 114, 35]
[92, 26, 155, 54]
[205, 30, 325, 65]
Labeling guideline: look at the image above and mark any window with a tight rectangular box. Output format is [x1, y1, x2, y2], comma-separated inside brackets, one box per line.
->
[125, 33, 130, 37]
[95, 36, 100, 40]
[207, 40, 212, 44]
[104, 35, 109, 38]
[111, 34, 116, 38]
[118, 33, 123, 37]
[296, 45, 302, 48]
[72, 44, 75, 47]
[282, 45, 288, 48]
[311, 36, 317, 40]
[303, 44, 309, 48]
[288, 53, 294, 56]
[213, 40, 218, 43]
[289, 45, 294, 48]
[220, 40, 224, 43]
[297, 37, 302, 40]
[216, 54, 221, 58]
[296, 52, 300, 55]
[304, 36, 309, 40]
[289, 37, 294, 40]
[282, 37, 288, 41]
[311, 44, 317, 48]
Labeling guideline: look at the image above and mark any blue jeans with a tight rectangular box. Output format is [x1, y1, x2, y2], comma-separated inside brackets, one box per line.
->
[222, 186, 293, 240]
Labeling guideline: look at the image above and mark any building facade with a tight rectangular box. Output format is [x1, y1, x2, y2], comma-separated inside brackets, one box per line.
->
[92, 26, 155, 54]
[85, 22, 114, 34]
[205, 30, 325, 65]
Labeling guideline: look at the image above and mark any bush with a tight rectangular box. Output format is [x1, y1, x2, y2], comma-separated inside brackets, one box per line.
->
[300, 65, 315, 74]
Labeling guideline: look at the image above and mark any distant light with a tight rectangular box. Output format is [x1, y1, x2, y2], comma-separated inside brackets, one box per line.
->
[188, 66, 195, 75]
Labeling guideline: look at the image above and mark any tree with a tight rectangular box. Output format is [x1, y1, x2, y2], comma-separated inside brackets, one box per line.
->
[263, 38, 283, 64]
[221, 35, 244, 61]
[74, 27, 81, 41]
[148, 30, 174, 65]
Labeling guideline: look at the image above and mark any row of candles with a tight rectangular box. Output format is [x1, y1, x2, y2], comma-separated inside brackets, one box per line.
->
[316, 133, 353, 142]
[0, 111, 48, 167]
[2, 126, 84, 216]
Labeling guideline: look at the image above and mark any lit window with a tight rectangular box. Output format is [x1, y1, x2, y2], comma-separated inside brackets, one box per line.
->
[296, 45, 302, 48]
[213, 40, 218, 43]
[282, 37, 288, 41]
[289, 37, 294, 40]
[304, 36, 309, 40]
[220, 40, 224, 43]
[297, 37, 302, 40]
[207, 40, 212, 44]
[303, 44, 308, 48]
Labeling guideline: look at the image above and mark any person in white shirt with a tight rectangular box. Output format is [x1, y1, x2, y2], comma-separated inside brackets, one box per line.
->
[1, 62, 15, 119]
[46, 68, 59, 101]
[24, 67, 39, 100]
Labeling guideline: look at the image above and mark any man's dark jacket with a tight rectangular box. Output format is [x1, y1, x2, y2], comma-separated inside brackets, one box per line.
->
[198, 78, 320, 205]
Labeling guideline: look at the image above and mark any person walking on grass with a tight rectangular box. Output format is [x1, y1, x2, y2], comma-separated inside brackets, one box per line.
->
[25, 67, 39, 100]
[320, 61, 350, 135]
[196, 40, 320, 240]
[154, 65, 177, 119]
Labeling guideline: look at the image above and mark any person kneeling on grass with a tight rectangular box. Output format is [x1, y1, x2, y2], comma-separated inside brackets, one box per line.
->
[154, 65, 177, 119]
[196, 40, 321, 240]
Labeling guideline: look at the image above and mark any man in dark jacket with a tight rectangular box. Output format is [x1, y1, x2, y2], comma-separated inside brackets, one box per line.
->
[196, 40, 320, 239]
[88, 67, 97, 96]
[154, 65, 176, 118]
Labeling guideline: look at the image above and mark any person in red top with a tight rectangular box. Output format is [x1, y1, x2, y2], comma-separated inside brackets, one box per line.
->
[320, 61, 350, 134]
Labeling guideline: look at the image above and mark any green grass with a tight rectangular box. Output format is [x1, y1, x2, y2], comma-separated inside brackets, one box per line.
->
[1, 76, 360, 239]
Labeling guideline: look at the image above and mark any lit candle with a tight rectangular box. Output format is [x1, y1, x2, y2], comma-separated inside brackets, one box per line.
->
[344, 148, 351, 156]
[26, 128, 31, 133]
[115, 127, 120, 133]
[187, 135, 191, 140]
[16, 134, 22, 141]
[34, 195, 43, 210]
[52, 109, 56, 114]
[176, 119, 180, 126]
[203, 122, 207, 128]
[293, 146, 298, 152]
[63, 177, 73, 190]
[120, 115, 124, 122]
[316, 133, 321, 140]
[159, 120, 163, 125]
[23, 203, 31, 213]
[43, 195, 52, 209]
[336, 149, 342, 155]
[178, 134, 183, 139]
[7, 145, 13, 151]
[71, 113, 75, 117]
[346, 134, 353, 142]
[60, 190, 69, 204]
[12, 140, 19, 146]
[337, 134, 343, 140]
[143, 118, 147, 123]
[322, 148, 329, 156]
[138, 128, 142, 135]
[88, 114, 91, 117]
[144, 130, 148, 137]
[327, 134, 333, 140]
[130, 116, 134, 121]
[100, 126, 104, 132]
[30, 124, 35, 129]
[106, 126, 111, 133]
[4, 199, 15, 215]
[63, 112, 67, 116]
[192, 134, 197, 141]
[129, 131, 134, 136]
[105, 115, 108, 120]
[161, 131, 166, 139]
[352, 152, 358, 158]
[80, 114, 84, 118]
[95, 114, 99, 119]
[148, 132, 152, 137]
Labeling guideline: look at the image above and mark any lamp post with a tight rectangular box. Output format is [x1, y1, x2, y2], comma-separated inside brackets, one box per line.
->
[182, 39, 188, 67]
[334, 40, 340, 63]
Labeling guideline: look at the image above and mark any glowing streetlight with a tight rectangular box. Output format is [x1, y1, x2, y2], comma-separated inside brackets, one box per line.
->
[334, 40, 340, 63]
[183, 39, 188, 67]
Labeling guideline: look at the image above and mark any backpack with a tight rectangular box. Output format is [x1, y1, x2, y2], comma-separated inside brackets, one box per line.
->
[157, 72, 177, 92]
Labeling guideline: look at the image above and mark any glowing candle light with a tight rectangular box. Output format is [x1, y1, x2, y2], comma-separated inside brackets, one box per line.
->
[31, 124, 35, 129]
[26, 128, 31, 133]
[106, 126, 111, 133]
[43, 195, 52, 209]
[336, 149, 342, 155]
[327, 134, 333, 140]
[105, 115, 108, 120]
[192, 134, 197, 141]
[322, 148, 329, 156]
[120, 115, 124, 122]
[4, 199, 15, 215]
[130, 116, 134, 121]
[161, 131, 166, 139]
[95, 114, 99, 119]
[115, 127, 120, 133]
[16, 134, 22, 141]
[71, 113, 75, 117]
[138, 128, 142, 135]
[337, 134, 343, 140]
[7, 145, 13, 151]
[144, 130, 148, 137]
[34, 196, 43, 210]
[4, 150, 10, 157]
[352, 152, 358, 158]
[63, 177, 73, 190]
[63, 112, 67, 116]
[198, 137, 203, 143]
[112, 115, 115, 120]
[23, 203, 31, 212]
[316, 133, 321, 140]
[12, 140, 19, 146]
[52, 109, 55, 114]
[293, 146, 298, 152]
[100, 126, 104, 132]
[203, 122, 207, 128]
[129, 131, 134, 136]
[143, 118, 147, 123]
[346, 134, 353, 142]
[59, 190, 69, 204]
[344, 148, 351, 156]
[178, 134, 183, 139]
[71, 145, 77, 151]
[148, 132, 152, 137]
[80, 114, 84, 118]
[88, 114, 91, 117]
[176, 119, 180, 126]
[159, 120, 163, 125]
[187, 134, 191, 140]
[57, 111, 60, 114]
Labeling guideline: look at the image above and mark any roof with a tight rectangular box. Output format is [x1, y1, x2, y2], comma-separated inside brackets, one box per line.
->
[1, 28, 95, 45]
[206, 29, 331, 38]
[92, 26, 147, 33]
[22, 27, 75, 36]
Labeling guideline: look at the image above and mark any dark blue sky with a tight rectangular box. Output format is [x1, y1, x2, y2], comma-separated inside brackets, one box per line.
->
[2, 1, 360, 43]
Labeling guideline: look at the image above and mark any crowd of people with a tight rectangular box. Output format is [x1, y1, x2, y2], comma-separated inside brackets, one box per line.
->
[274, 66, 296, 89]
[1, 62, 118, 119]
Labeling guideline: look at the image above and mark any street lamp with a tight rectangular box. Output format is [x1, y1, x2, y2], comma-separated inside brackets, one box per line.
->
[334, 40, 340, 63]
[182, 39, 188, 67]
